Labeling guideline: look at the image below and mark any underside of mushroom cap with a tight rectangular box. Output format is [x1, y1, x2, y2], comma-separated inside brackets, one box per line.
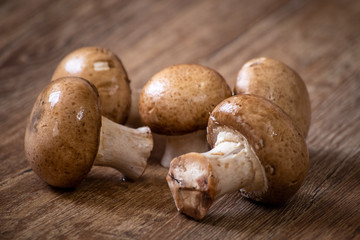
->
[24, 77, 101, 188]
[207, 94, 309, 204]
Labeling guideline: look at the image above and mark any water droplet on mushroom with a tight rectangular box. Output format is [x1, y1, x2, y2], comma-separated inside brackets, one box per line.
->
[77, 107, 85, 120]
[48, 91, 61, 110]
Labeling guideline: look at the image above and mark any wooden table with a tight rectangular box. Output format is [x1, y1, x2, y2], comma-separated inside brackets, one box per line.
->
[1, 0, 359, 239]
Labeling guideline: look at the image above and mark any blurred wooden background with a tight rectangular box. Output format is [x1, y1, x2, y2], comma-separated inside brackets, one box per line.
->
[1, 0, 359, 239]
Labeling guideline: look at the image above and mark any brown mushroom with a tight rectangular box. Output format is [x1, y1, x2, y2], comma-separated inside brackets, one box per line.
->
[234, 57, 311, 137]
[167, 94, 308, 220]
[138, 64, 232, 167]
[52, 46, 131, 124]
[24, 77, 153, 188]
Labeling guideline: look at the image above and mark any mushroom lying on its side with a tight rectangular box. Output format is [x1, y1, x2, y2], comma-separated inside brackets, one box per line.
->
[52, 46, 131, 124]
[167, 94, 309, 220]
[235, 57, 311, 137]
[139, 64, 232, 168]
[25, 77, 153, 188]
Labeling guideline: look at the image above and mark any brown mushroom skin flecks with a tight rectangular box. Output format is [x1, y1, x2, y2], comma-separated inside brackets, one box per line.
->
[24, 77, 101, 188]
[207, 94, 309, 204]
[139, 64, 232, 135]
[234, 57, 311, 138]
[52, 47, 131, 124]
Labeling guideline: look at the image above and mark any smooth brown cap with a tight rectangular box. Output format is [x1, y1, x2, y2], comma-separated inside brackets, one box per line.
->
[234, 57, 311, 137]
[207, 94, 309, 204]
[24, 77, 102, 188]
[138, 64, 232, 135]
[52, 46, 131, 124]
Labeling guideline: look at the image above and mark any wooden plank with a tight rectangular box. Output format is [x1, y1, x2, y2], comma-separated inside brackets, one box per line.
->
[204, 0, 360, 107]
[0, 0, 288, 181]
[0, 0, 359, 239]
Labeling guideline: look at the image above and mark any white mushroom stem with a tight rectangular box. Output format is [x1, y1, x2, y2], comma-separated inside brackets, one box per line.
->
[94, 116, 153, 179]
[166, 127, 267, 220]
[161, 129, 209, 168]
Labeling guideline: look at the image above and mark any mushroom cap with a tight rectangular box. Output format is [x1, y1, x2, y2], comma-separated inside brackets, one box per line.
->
[52, 46, 131, 124]
[138, 64, 232, 135]
[24, 77, 102, 188]
[234, 57, 311, 137]
[207, 94, 309, 204]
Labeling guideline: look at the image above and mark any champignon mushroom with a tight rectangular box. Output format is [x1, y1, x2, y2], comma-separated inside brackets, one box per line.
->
[52, 46, 131, 124]
[138, 64, 232, 167]
[234, 57, 311, 137]
[167, 94, 308, 220]
[24, 77, 153, 188]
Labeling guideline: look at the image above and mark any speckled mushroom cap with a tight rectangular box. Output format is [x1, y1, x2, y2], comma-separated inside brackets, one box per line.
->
[138, 64, 232, 135]
[234, 57, 311, 137]
[24, 77, 101, 188]
[207, 94, 309, 204]
[52, 46, 131, 124]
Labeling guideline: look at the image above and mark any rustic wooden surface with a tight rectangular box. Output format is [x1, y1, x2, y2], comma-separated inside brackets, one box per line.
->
[1, 0, 359, 239]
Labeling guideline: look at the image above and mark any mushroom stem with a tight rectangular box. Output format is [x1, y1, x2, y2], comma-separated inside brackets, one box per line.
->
[161, 129, 209, 168]
[166, 128, 267, 220]
[94, 116, 153, 179]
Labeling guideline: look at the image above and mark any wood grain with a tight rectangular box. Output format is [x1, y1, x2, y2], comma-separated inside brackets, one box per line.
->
[1, 0, 359, 239]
